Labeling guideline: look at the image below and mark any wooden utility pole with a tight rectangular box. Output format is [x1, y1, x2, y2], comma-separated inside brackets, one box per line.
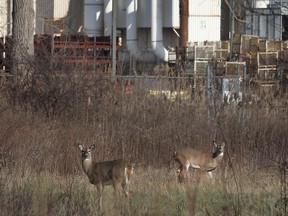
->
[180, 0, 188, 49]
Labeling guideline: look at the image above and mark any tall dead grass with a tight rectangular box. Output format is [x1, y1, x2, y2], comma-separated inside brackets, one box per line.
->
[0, 75, 287, 215]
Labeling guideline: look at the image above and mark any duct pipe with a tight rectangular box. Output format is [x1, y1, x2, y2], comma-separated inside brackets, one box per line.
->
[151, 0, 169, 62]
[104, 0, 112, 36]
[126, 0, 155, 62]
[84, 0, 104, 36]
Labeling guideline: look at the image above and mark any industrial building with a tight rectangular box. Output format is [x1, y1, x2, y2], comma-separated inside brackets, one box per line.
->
[0, 0, 287, 94]
[1, 1, 288, 63]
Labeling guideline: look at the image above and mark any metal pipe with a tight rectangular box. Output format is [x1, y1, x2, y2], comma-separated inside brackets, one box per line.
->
[229, 0, 234, 60]
[104, 0, 112, 36]
[126, 0, 155, 62]
[151, 0, 169, 62]
[112, 0, 117, 76]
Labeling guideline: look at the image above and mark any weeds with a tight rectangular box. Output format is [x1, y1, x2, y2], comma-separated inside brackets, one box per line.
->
[0, 170, 284, 216]
[0, 74, 287, 215]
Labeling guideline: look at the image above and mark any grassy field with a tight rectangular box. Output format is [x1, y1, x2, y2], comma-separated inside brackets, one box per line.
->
[0, 168, 284, 215]
[0, 78, 287, 215]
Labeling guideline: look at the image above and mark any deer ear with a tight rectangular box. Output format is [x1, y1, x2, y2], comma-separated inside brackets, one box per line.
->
[89, 144, 96, 151]
[213, 141, 218, 148]
[221, 142, 225, 148]
[78, 144, 83, 151]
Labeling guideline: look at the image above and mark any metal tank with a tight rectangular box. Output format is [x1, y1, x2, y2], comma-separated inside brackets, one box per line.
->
[84, 0, 104, 36]
[118, 0, 179, 62]
[116, 0, 180, 29]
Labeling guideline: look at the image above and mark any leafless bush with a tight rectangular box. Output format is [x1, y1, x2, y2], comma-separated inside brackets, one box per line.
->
[0, 48, 287, 179]
[1, 91, 287, 174]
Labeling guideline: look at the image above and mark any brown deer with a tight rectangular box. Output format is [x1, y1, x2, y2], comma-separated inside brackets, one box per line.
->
[174, 141, 225, 183]
[78, 144, 133, 213]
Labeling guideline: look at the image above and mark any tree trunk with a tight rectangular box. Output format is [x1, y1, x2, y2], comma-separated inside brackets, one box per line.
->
[11, 0, 34, 75]
[10, 0, 35, 111]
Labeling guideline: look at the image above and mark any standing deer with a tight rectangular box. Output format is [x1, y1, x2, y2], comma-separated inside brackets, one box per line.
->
[174, 141, 225, 183]
[78, 144, 133, 213]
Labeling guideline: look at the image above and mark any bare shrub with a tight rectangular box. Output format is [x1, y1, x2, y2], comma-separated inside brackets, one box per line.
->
[0, 72, 287, 215]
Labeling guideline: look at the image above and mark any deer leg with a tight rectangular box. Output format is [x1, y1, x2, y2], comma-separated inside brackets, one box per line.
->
[207, 171, 215, 184]
[96, 183, 104, 214]
[122, 181, 131, 216]
[122, 182, 129, 197]
[183, 168, 189, 183]
[113, 181, 121, 197]
[183, 164, 190, 183]
[177, 166, 188, 183]
[113, 181, 127, 213]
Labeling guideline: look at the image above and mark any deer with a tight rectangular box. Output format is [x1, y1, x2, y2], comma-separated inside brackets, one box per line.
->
[77, 144, 134, 213]
[174, 141, 225, 183]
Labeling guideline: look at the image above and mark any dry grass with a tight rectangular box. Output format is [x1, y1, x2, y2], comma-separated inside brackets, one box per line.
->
[0, 77, 287, 215]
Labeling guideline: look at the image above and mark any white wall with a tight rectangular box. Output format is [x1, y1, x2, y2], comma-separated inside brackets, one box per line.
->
[188, 0, 221, 42]
[188, 17, 221, 42]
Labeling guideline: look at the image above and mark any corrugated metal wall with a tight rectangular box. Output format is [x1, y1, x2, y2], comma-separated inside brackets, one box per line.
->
[190, 0, 221, 16]
[188, 0, 221, 42]
[245, 8, 282, 40]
